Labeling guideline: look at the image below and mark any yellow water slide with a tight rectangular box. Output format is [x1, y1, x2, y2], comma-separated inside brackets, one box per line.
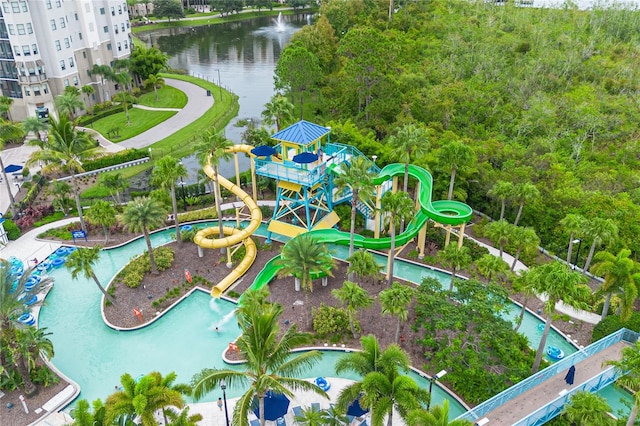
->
[193, 144, 262, 298]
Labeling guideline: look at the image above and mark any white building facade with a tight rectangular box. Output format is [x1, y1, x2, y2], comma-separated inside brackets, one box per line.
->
[0, 0, 132, 121]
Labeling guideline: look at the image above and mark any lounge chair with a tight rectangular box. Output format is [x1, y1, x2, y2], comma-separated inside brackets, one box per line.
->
[292, 405, 303, 418]
[250, 420, 260, 426]
[276, 416, 287, 426]
[311, 402, 320, 412]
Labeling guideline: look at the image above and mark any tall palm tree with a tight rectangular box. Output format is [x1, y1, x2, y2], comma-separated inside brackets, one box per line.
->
[332, 280, 374, 339]
[406, 400, 473, 426]
[561, 390, 615, 426]
[512, 269, 537, 332]
[335, 334, 385, 379]
[0, 126, 23, 216]
[26, 114, 98, 232]
[192, 297, 327, 426]
[144, 74, 165, 101]
[484, 219, 513, 259]
[604, 341, 640, 426]
[380, 190, 414, 286]
[101, 172, 129, 204]
[151, 157, 188, 248]
[560, 213, 587, 264]
[379, 282, 415, 343]
[55, 91, 85, 120]
[276, 234, 334, 326]
[65, 246, 116, 305]
[50, 180, 73, 215]
[510, 226, 540, 271]
[487, 180, 514, 221]
[261, 94, 294, 131]
[582, 217, 619, 272]
[105, 372, 185, 426]
[388, 124, 430, 195]
[530, 261, 590, 373]
[81, 85, 95, 108]
[16, 326, 54, 378]
[590, 248, 640, 320]
[85, 200, 117, 243]
[437, 244, 471, 293]
[347, 249, 383, 284]
[0, 261, 52, 395]
[436, 140, 475, 201]
[334, 156, 375, 262]
[90, 64, 114, 101]
[122, 196, 166, 275]
[194, 129, 233, 251]
[474, 253, 509, 282]
[21, 116, 49, 141]
[512, 182, 540, 226]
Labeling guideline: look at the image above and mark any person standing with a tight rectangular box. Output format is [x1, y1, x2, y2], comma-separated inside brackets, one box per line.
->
[217, 397, 223, 411]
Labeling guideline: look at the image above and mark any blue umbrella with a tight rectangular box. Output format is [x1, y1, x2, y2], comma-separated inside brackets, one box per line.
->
[251, 145, 277, 157]
[252, 390, 290, 421]
[4, 164, 22, 173]
[292, 152, 318, 164]
[347, 396, 369, 417]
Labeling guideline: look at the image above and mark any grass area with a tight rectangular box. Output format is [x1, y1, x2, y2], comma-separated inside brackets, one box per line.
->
[137, 85, 188, 109]
[80, 73, 239, 199]
[91, 109, 177, 142]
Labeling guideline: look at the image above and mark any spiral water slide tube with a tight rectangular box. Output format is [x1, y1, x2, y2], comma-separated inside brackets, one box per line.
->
[249, 163, 473, 291]
[193, 144, 262, 298]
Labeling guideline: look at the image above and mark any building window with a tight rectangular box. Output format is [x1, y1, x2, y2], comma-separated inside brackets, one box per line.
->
[60, 60, 65, 70]
[89, 22, 94, 32]
[16, 24, 24, 35]
[13, 45, 19, 56]
[110, 6, 115, 16]
[73, 76, 78, 86]
[34, 85, 41, 95]
[103, 26, 108, 33]
[64, 38, 70, 48]
[2, 3, 8, 14]
[74, 13, 78, 20]
[50, 19, 56, 30]
[117, 42, 121, 51]
[82, 51, 86, 58]
[45, 0, 51, 9]
[121, 23, 125, 32]
[7, 24, 13, 35]
[124, 41, 128, 49]
[118, 5, 122, 14]
[126, 21, 130, 29]
[26, 22, 32, 34]
[10, 2, 19, 13]
[31, 43, 37, 54]
[24, 86, 30, 96]
[64, 79, 69, 87]
[78, 32, 82, 40]
[69, 57, 74, 67]
[55, 40, 61, 51]
[106, 43, 111, 51]
[60, 17, 65, 28]
[99, 7, 105, 15]
[19, 0, 25, 11]
[114, 25, 118, 34]
[55, 0, 61, 7]
[21, 45, 28, 55]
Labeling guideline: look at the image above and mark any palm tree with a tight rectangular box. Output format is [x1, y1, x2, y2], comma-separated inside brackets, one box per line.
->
[294, 406, 329, 426]
[388, 123, 430, 195]
[512, 269, 537, 332]
[81, 85, 95, 108]
[437, 244, 472, 293]
[85, 200, 117, 243]
[151, 157, 188, 248]
[101, 172, 129, 204]
[26, 114, 98, 232]
[16, 326, 54, 378]
[105, 372, 185, 426]
[510, 226, 540, 271]
[112, 91, 136, 125]
[277, 234, 334, 326]
[192, 297, 327, 426]
[332, 280, 374, 339]
[194, 129, 234, 252]
[512, 182, 540, 226]
[122, 196, 166, 275]
[484, 219, 513, 259]
[90, 64, 114, 101]
[582, 217, 619, 272]
[65, 246, 116, 305]
[165, 406, 203, 426]
[487, 180, 514, 221]
[560, 213, 587, 264]
[21, 116, 49, 141]
[436, 139, 475, 200]
[0, 126, 23, 216]
[604, 341, 640, 426]
[0, 261, 52, 395]
[590, 248, 640, 321]
[474, 253, 509, 282]
[561, 390, 615, 426]
[55, 91, 85, 120]
[347, 249, 383, 284]
[530, 261, 591, 373]
[149, 371, 192, 425]
[323, 405, 350, 426]
[50, 180, 73, 215]
[379, 282, 415, 343]
[334, 156, 375, 265]
[262, 94, 294, 131]
[144, 74, 165, 101]
[406, 400, 473, 426]
[380, 190, 415, 286]
[70, 398, 106, 426]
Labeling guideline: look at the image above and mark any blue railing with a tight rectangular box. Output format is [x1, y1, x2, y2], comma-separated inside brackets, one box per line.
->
[456, 329, 639, 422]
[254, 158, 326, 187]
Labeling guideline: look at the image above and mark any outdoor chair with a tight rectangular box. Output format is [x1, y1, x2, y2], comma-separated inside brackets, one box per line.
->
[292, 405, 303, 418]
[311, 402, 320, 412]
[249, 420, 260, 426]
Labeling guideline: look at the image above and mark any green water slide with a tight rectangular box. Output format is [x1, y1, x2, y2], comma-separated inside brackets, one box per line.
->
[249, 163, 473, 291]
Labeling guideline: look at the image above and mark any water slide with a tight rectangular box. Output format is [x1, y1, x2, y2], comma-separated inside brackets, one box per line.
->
[193, 144, 262, 298]
[249, 163, 473, 290]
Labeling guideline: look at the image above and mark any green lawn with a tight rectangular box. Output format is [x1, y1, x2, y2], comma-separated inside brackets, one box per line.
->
[137, 85, 187, 109]
[91, 109, 177, 142]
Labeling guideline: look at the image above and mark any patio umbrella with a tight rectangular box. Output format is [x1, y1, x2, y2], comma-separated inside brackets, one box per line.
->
[251, 145, 277, 157]
[252, 390, 291, 421]
[346, 396, 369, 417]
[4, 164, 22, 173]
[292, 152, 318, 164]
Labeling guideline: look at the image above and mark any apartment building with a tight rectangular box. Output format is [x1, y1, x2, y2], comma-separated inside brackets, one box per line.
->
[0, 0, 132, 121]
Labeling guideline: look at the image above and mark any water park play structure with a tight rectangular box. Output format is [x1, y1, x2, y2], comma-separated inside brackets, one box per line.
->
[193, 120, 473, 297]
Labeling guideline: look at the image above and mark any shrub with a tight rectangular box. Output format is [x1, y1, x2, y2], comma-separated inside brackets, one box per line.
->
[83, 149, 148, 171]
[591, 312, 640, 342]
[3, 219, 21, 240]
[312, 303, 357, 339]
[119, 246, 175, 288]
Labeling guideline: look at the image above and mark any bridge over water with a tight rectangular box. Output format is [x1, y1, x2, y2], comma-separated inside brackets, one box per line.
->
[456, 328, 639, 425]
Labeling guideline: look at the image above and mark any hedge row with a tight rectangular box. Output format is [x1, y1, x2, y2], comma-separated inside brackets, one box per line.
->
[83, 149, 148, 172]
